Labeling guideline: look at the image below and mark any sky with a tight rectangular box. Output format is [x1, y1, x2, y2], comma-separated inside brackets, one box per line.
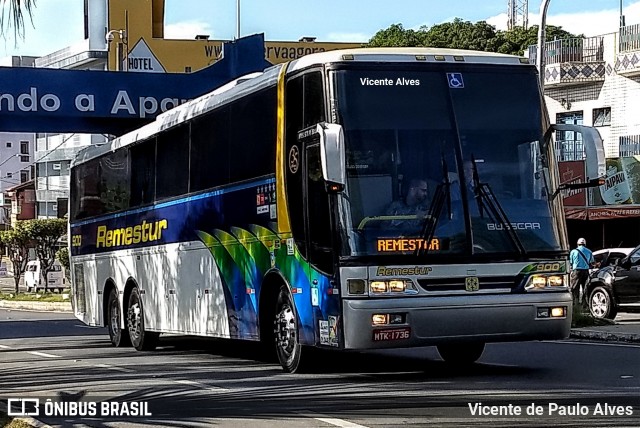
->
[1, 0, 639, 58]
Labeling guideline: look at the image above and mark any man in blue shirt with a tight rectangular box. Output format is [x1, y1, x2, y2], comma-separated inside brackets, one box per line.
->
[569, 237, 594, 307]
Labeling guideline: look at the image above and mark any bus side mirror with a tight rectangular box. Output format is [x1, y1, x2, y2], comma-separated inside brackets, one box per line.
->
[545, 124, 606, 198]
[317, 122, 346, 191]
[548, 124, 606, 184]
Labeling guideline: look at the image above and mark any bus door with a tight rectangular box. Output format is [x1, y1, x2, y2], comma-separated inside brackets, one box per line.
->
[304, 141, 341, 348]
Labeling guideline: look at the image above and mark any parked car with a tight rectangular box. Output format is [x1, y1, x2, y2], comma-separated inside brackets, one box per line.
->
[587, 245, 640, 319]
[25, 260, 66, 293]
[591, 247, 634, 273]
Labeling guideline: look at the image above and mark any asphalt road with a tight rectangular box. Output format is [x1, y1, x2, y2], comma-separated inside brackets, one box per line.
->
[1, 309, 639, 428]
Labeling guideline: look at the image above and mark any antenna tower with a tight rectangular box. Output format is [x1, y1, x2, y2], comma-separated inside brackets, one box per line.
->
[507, 0, 529, 30]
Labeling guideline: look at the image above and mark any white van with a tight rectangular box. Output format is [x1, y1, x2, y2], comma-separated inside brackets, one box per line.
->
[25, 260, 66, 293]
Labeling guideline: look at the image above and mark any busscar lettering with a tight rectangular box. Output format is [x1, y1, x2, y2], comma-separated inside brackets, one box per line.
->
[96, 219, 168, 248]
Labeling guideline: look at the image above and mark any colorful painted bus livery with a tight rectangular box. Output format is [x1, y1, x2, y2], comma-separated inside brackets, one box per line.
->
[69, 47, 605, 372]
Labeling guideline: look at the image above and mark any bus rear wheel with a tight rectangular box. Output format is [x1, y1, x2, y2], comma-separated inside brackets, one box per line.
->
[127, 287, 159, 351]
[107, 288, 130, 347]
[274, 284, 306, 373]
[437, 342, 485, 365]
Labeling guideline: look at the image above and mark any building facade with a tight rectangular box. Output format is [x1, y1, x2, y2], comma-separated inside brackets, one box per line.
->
[530, 22, 640, 248]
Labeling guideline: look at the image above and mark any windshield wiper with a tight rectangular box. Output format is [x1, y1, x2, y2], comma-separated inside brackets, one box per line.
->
[415, 157, 451, 257]
[468, 158, 526, 256]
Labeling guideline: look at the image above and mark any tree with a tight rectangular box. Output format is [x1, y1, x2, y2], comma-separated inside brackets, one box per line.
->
[422, 19, 501, 52]
[495, 24, 583, 56]
[56, 246, 70, 282]
[0, 0, 36, 43]
[23, 218, 67, 291]
[368, 23, 426, 47]
[367, 19, 582, 56]
[0, 222, 31, 294]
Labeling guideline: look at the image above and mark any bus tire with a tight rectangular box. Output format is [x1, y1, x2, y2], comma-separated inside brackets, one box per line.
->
[127, 287, 159, 351]
[588, 286, 618, 320]
[274, 284, 308, 373]
[437, 342, 485, 365]
[107, 288, 130, 347]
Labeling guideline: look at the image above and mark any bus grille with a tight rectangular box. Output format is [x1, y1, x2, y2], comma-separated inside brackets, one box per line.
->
[417, 276, 522, 293]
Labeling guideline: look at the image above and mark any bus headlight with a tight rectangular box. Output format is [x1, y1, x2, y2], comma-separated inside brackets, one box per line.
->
[369, 280, 417, 295]
[370, 281, 388, 293]
[525, 274, 566, 290]
[547, 275, 564, 287]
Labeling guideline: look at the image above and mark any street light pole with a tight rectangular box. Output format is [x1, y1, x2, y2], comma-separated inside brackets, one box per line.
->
[620, 0, 626, 27]
[536, 0, 551, 90]
[236, 0, 241, 40]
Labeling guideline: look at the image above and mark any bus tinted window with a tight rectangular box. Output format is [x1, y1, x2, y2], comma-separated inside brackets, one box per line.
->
[228, 88, 277, 182]
[130, 138, 156, 207]
[157, 124, 189, 200]
[99, 149, 130, 214]
[190, 107, 230, 192]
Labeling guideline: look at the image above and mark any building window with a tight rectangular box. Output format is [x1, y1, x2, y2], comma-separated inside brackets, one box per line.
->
[6, 172, 12, 178]
[20, 170, 28, 183]
[20, 155, 29, 162]
[593, 107, 611, 126]
[20, 140, 29, 154]
[556, 111, 584, 161]
[619, 135, 640, 157]
[6, 142, 11, 148]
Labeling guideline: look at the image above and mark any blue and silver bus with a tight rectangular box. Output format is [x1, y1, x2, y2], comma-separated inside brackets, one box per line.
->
[69, 48, 604, 372]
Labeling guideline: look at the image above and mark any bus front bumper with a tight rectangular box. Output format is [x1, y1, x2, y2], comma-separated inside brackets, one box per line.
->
[342, 292, 572, 349]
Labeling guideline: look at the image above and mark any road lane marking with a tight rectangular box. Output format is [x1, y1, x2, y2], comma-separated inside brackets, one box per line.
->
[27, 351, 61, 358]
[0, 344, 11, 349]
[297, 412, 369, 428]
[174, 379, 230, 393]
[94, 363, 135, 373]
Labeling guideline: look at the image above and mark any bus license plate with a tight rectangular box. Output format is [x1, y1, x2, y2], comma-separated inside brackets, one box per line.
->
[372, 327, 410, 341]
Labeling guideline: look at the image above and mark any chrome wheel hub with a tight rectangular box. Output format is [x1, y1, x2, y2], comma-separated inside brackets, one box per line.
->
[275, 304, 296, 357]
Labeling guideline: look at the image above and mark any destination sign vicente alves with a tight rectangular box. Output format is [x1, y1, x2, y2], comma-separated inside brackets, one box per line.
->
[0, 34, 271, 136]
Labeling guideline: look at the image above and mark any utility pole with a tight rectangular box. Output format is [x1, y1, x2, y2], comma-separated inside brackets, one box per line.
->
[507, 0, 529, 30]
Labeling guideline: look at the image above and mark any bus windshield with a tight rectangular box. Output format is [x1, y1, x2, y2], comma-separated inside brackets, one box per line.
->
[333, 65, 562, 258]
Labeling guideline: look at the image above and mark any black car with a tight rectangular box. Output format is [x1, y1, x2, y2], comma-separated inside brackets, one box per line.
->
[587, 244, 640, 319]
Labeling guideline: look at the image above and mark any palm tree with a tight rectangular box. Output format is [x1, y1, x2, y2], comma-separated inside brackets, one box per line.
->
[0, 0, 36, 42]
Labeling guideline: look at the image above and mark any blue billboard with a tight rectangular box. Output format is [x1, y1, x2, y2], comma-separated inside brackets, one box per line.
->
[0, 34, 270, 136]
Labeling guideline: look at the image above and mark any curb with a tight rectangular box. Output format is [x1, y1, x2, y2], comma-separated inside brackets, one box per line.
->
[0, 300, 72, 313]
[570, 328, 640, 343]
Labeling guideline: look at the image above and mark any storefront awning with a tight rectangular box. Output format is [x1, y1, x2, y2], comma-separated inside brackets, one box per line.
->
[565, 206, 640, 220]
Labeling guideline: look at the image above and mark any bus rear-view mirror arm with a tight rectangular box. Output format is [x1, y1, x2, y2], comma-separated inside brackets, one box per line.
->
[544, 124, 606, 200]
[317, 122, 346, 192]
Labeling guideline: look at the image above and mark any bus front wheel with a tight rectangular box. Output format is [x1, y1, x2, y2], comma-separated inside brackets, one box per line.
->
[437, 342, 485, 365]
[107, 288, 130, 347]
[127, 287, 159, 351]
[274, 284, 306, 373]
